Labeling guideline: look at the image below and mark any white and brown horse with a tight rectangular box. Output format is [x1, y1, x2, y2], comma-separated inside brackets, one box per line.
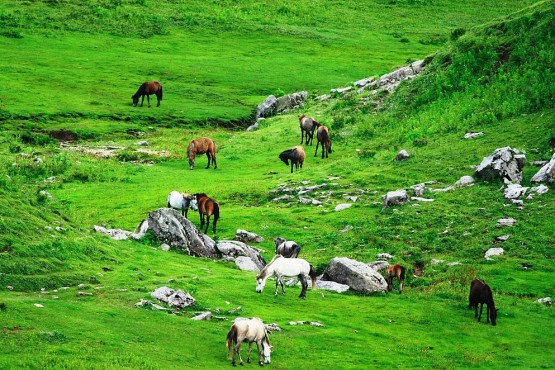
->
[278, 146, 305, 173]
[167, 191, 198, 219]
[299, 114, 319, 145]
[256, 255, 317, 299]
[314, 125, 332, 159]
[187, 137, 217, 170]
[132, 81, 163, 107]
[386, 264, 406, 293]
[226, 317, 272, 366]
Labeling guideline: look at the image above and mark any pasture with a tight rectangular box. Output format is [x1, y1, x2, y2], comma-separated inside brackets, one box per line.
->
[1, 0, 555, 369]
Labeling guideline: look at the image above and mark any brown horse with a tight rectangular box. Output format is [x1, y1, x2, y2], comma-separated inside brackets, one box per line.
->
[187, 137, 217, 170]
[469, 279, 498, 326]
[386, 264, 406, 293]
[278, 146, 305, 173]
[194, 193, 220, 234]
[314, 125, 332, 159]
[132, 81, 163, 107]
[226, 318, 272, 366]
[299, 114, 319, 145]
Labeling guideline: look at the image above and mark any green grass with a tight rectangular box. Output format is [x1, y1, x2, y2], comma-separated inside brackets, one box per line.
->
[1, 0, 555, 369]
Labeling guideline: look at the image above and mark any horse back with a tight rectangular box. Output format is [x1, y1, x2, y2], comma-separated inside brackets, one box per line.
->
[293, 146, 306, 162]
[470, 279, 491, 303]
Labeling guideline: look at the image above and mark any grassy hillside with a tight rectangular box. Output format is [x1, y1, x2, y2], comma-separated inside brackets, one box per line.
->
[1, 0, 555, 369]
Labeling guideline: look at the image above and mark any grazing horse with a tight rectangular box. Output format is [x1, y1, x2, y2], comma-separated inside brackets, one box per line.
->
[187, 137, 217, 170]
[274, 237, 301, 258]
[385, 264, 406, 294]
[226, 318, 272, 366]
[194, 193, 220, 234]
[469, 279, 498, 326]
[256, 255, 317, 299]
[299, 114, 319, 145]
[167, 191, 198, 219]
[314, 125, 332, 159]
[278, 146, 305, 173]
[132, 81, 163, 107]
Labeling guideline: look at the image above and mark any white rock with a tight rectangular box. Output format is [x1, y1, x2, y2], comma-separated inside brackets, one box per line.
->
[235, 256, 260, 272]
[484, 247, 504, 260]
[335, 203, 352, 212]
[455, 176, 474, 187]
[497, 218, 516, 227]
[191, 311, 212, 321]
[535, 297, 552, 305]
[316, 280, 350, 293]
[464, 132, 484, 139]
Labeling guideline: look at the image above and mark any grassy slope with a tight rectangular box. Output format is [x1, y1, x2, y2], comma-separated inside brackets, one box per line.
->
[1, 0, 555, 369]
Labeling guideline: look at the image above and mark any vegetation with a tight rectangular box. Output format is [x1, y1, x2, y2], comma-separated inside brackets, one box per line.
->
[1, 0, 554, 369]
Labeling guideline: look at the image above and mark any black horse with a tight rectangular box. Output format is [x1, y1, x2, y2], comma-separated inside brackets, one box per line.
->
[132, 81, 163, 107]
[469, 279, 498, 326]
[274, 237, 301, 258]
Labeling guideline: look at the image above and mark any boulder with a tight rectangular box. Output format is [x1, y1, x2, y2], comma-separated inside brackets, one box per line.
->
[484, 248, 504, 260]
[464, 132, 484, 139]
[335, 203, 352, 212]
[275, 91, 308, 113]
[383, 190, 409, 208]
[455, 176, 474, 187]
[503, 183, 528, 200]
[410, 183, 426, 196]
[535, 297, 552, 305]
[316, 280, 350, 293]
[527, 184, 549, 199]
[93, 225, 131, 241]
[235, 229, 264, 243]
[475, 147, 525, 183]
[394, 150, 410, 161]
[151, 286, 196, 309]
[216, 240, 266, 271]
[147, 208, 218, 258]
[497, 218, 516, 227]
[322, 257, 388, 293]
[255, 95, 277, 118]
[235, 256, 261, 272]
[530, 153, 555, 183]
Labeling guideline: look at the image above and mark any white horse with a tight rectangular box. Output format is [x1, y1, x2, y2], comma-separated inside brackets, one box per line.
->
[256, 255, 317, 299]
[167, 191, 198, 219]
[226, 317, 272, 366]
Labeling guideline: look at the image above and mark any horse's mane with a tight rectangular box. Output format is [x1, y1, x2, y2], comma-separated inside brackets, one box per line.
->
[258, 255, 283, 279]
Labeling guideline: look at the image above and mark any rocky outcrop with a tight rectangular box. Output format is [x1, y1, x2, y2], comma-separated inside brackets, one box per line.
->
[147, 208, 218, 258]
[235, 230, 264, 243]
[530, 153, 555, 183]
[216, 240, 266, 271]
[475, 147, 526, 183]
[151, 286, 195, 309]
[255, 91, 307, 119]
[322, 257, 387, 293]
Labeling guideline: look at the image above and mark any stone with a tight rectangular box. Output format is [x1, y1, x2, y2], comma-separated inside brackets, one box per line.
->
[464, 132, 484, 139]
[330, 86, 353, 94]
[383, 190, 409, 208]
[265, 323, 283, 332]
[335, 203, 352, 212]
[151, 287, 195, 309]
[411, 197, 434, 202]
[496, 235, 510, 243]
[535, 297, 552, 305]
[475, 147, 525, 183]
[130, 219, 149, 240]
[367, 261, 389, 271]
[235, 256, 261, 272]
[147, 208, 218, 258]
[235, 229, 264, 243]
[216, 240, 266, 271]
[497, 218, 516, 227]
[256, 95, 277, 118]
[527, 184, 549, 199]
[504, 183, 528, 199]
[246, 122, 259, 131]
[530, 153, 555, 183]
[394, 150, 410, 161]
[484, 247, 504, 260]
[191, 312, 212, 321]
[376, 253, 393, 260]
[136, 141, 149, 146]
[316, 280, 350, 293]
[455, 176, 474, 187]
[430, 259, 444, 265]
[160, 243, 171, 251]
[410, 183, 426, 196]
[322, 257, 388, 293]
[447, 261, 461, 267]
[310, 322, 325, 327]
[93, 225, 131, 241]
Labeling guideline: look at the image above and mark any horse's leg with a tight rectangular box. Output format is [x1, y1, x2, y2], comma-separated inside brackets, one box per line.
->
[140, 95, 145, 107]
[156, 92, 161, 107]
[212, 150, 217, 169]
[274, 276, 279, 296]
[247, 342, 253, 363]
[398, 276, 403, 294]
[290, 162, 293, 173]
[255, 341, 262, 366]
[146, 94, 151, 107]
[314, 140, 320, 157]
[299, 275, 308, 299]
[279, 276, 285, 295]
[199, 212, 204, 230]
[486, 304, 490, 323]
[300, 128, 304, 144]
[213, 216, 217, 234]
[235, 341, 244, 366]
[478, 303, 484, 322]
[204, 215, 210, 234]
[205, 152, 211, 169]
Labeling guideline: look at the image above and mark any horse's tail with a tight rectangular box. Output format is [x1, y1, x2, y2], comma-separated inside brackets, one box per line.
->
[226, 325, 237, 359]
[399, 265, 406, 281]
[308, 263, 317, 290]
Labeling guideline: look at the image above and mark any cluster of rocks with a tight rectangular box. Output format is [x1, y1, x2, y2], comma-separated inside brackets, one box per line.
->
[253, 91, 308, 127]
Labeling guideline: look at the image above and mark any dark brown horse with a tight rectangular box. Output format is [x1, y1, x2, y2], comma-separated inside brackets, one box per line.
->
[132, 81, 163, 107]
[194, 193, 220, 234]
[187, 137, 217, 170]
[386, 264, 406, 293]
[314, 125, 332, 159]
[469, 279, 498, 326]
[299, 114, 319, 145]
[279, 146, 305, 173]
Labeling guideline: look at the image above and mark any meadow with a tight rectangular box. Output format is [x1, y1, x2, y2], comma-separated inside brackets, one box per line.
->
[1, 0, 554, 369]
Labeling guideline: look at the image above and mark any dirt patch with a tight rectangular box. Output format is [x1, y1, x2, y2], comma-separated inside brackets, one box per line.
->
[49, 130, 79, 142]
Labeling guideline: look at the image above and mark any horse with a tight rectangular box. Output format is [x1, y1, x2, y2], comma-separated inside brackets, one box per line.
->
[385, 264, 406, 294]
[278, 146, 305, 173]
[274, 237, 301, 258]
[255, 255, 317, 299]
[468, 279, 498, 326]
[167, 191, 198, 219]
[226, 317, 272, 366]
[187, 137, 217, 170]
[194, 193, 220, 234]
[314, 125, 332, 159]
[132, 81, 163, 107]
[299, 114, 319, 145]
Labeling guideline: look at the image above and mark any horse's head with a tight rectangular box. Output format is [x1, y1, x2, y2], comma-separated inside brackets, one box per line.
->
[262, 341, 272, 364]
[131, 95, 139, 107]
[274, 237, 286, 250]
[189, 197, 198, 211]
[255, 275, 265, 293]
[491, 308, 498, 326]
[278, 152, 290, 165]
[298, 114, 306, 123]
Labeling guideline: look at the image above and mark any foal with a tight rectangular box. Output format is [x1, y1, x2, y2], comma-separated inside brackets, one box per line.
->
[385, 264, 406, 293]
[468, 279, 498, 326]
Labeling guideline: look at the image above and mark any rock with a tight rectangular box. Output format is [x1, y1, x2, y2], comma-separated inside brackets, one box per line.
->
[383, 190, 409, 208]
[330, 86, 353, 94]
[322, 257, 388, 293]
[136, 140, 149, 146]
[235, 256, 261, 272]
[130, 219, 149, 240]
[531, 160, 548, 167]
[376, 253, 393, 260]
[503, 183, 528, 200]
[447, 261, 461, 267]
[430, 259, 444, 265]
[354, 77, 376, 88]
[496, 235, 510, 243]
[147, 208, 218, 258]
[484, 247, 504, 260]
[93, 225, 131, 241]
[410, 183, 426, 196]
[256, 95, 277, 118]
[530, 153, 555, 183]
[316, 280, 350, 293]
[339, 225, 353, 233]
[160, 243, 171, 251]
[367, 261, 389, 271]
[34, 304, 44, 308]
[335, 203, 352, 212]
[265, 323, 283, 332]
[246, 122, 259, 131]
[191, 312, 212, 321]
[151, 287, 195, 309]
[527, 184, 549, 199]
[394, 150, 410, 161]
[475, 147, 525, 183]
[275, 91, 308, 113]
[535, 297, 552, 305]
[217, 240, 266, 270]
[455, 176, 474, 187]
[411, 197, 434, 202]
[497, 218, 516, 227]
[235, 230, 264, 243]
[464, 132, 484, 139]
[310, 322, 325, 327]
